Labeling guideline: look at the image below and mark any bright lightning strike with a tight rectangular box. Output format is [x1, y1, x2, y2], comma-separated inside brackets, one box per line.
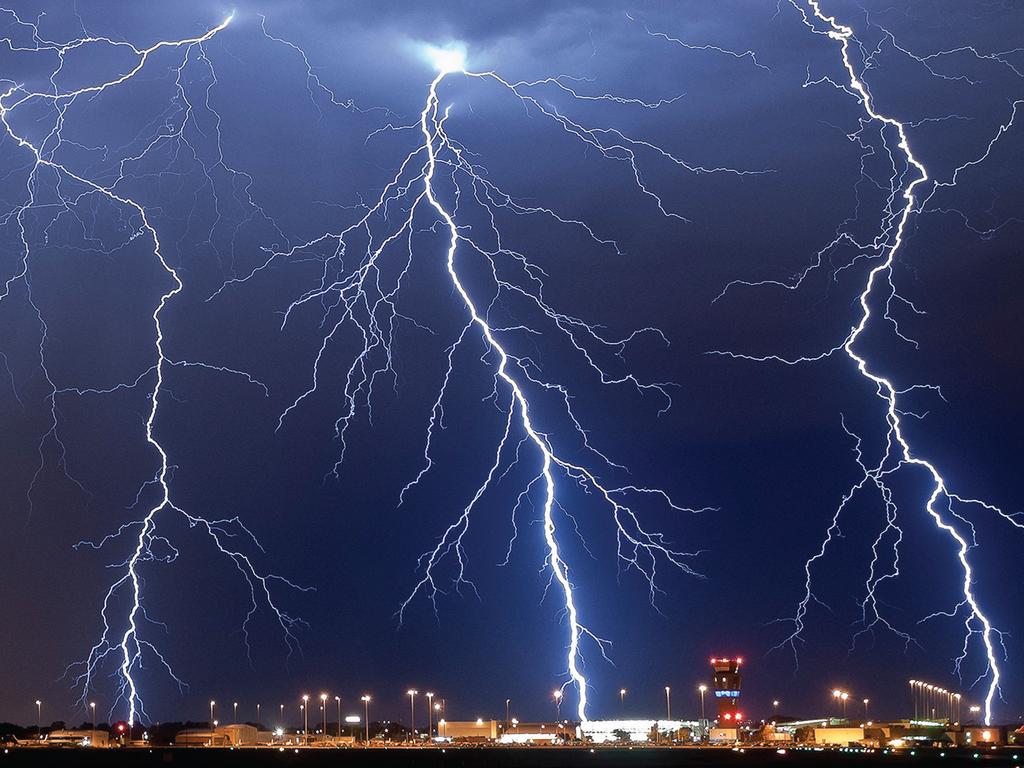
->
[711, 1, 1018, 726]
[0, 10, 306, 725]
[250, 38, 765, 720]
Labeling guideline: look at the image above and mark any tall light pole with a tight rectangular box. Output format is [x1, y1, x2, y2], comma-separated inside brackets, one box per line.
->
[698, 685, 707, 722]
[841, 692, 849, 718]
[335, 696, 341, 738]
[233, 701, 238, 723]
[210, 700, 216, 731]
[426, 693, 435, 738]
[831, 690, 841, 718]
[257, 703, 261, 727]
[909, 680, 916, 719]
[320, 693, 328, 738]
[665, 686, 671, 720]
[620, 688, 627, 715]
[90, 702, 96, 746]
[407, 690, 418, 741]
[280, 704, 284, 727]
[553, 689, 562, 720]
[35, 700, 41, 738]
[361, 696, 371, 742]
[772, 700, 779, 715]
[504, 697, 510, 728]
[302, 694, 309, 746]
[862, 698, 869, 721]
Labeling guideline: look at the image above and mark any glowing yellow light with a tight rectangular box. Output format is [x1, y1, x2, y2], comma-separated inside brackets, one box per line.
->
[424, 44, 466, 74]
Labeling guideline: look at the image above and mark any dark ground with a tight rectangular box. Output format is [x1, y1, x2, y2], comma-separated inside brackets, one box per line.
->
[0, 747, 1019, 767]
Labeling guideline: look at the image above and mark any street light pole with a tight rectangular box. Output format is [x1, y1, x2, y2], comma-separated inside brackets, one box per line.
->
[362, 696, 371, 742]
[320, 693, 328, 739]
[407, 690, 418, 742]
[335, 696, 341, 738]
[665, 686, 671, 720]
[302, 695, 309, 746]
[257, 703, 261, 728]
[210, 700, 215, 732]
[426, 693, 435, 739]
[233, 702, 238, 723]
[863, 699, 869, 721]
[553, 689, 562, 720]
[698, 686, 707, 723]
[620, 689, 626, 715]
[280, 704, 284, 728]
[505, 697, 510, 728]
[90, 702, 96, 746]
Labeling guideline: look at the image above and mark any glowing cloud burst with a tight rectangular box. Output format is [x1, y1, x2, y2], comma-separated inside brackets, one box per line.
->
[423, 43, 468, 75]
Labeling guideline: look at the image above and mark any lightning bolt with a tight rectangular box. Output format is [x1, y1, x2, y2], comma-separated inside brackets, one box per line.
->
[711, 1, 1018, 725]
[0, 10, 308, 725]
[247, 37, 767, 718]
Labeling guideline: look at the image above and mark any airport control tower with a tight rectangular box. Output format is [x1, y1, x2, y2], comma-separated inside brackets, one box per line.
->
[710, 657, 743, 723]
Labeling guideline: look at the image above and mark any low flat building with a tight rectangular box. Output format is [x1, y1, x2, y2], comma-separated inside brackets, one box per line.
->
[174, 730, 230, 747]
[582, 719, 694, 744]
[44, 730, 110, 747]
[174, 724, 258, 747]
[709, 727, 739, 743]
[496, 721, 574, 744]
[438, 719, 498, 741]
[217, 724, 258, 745]
[810, 726, 866, 746]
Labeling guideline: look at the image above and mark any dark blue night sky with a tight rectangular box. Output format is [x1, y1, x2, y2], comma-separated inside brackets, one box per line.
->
[1, 0, 1022, 729]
